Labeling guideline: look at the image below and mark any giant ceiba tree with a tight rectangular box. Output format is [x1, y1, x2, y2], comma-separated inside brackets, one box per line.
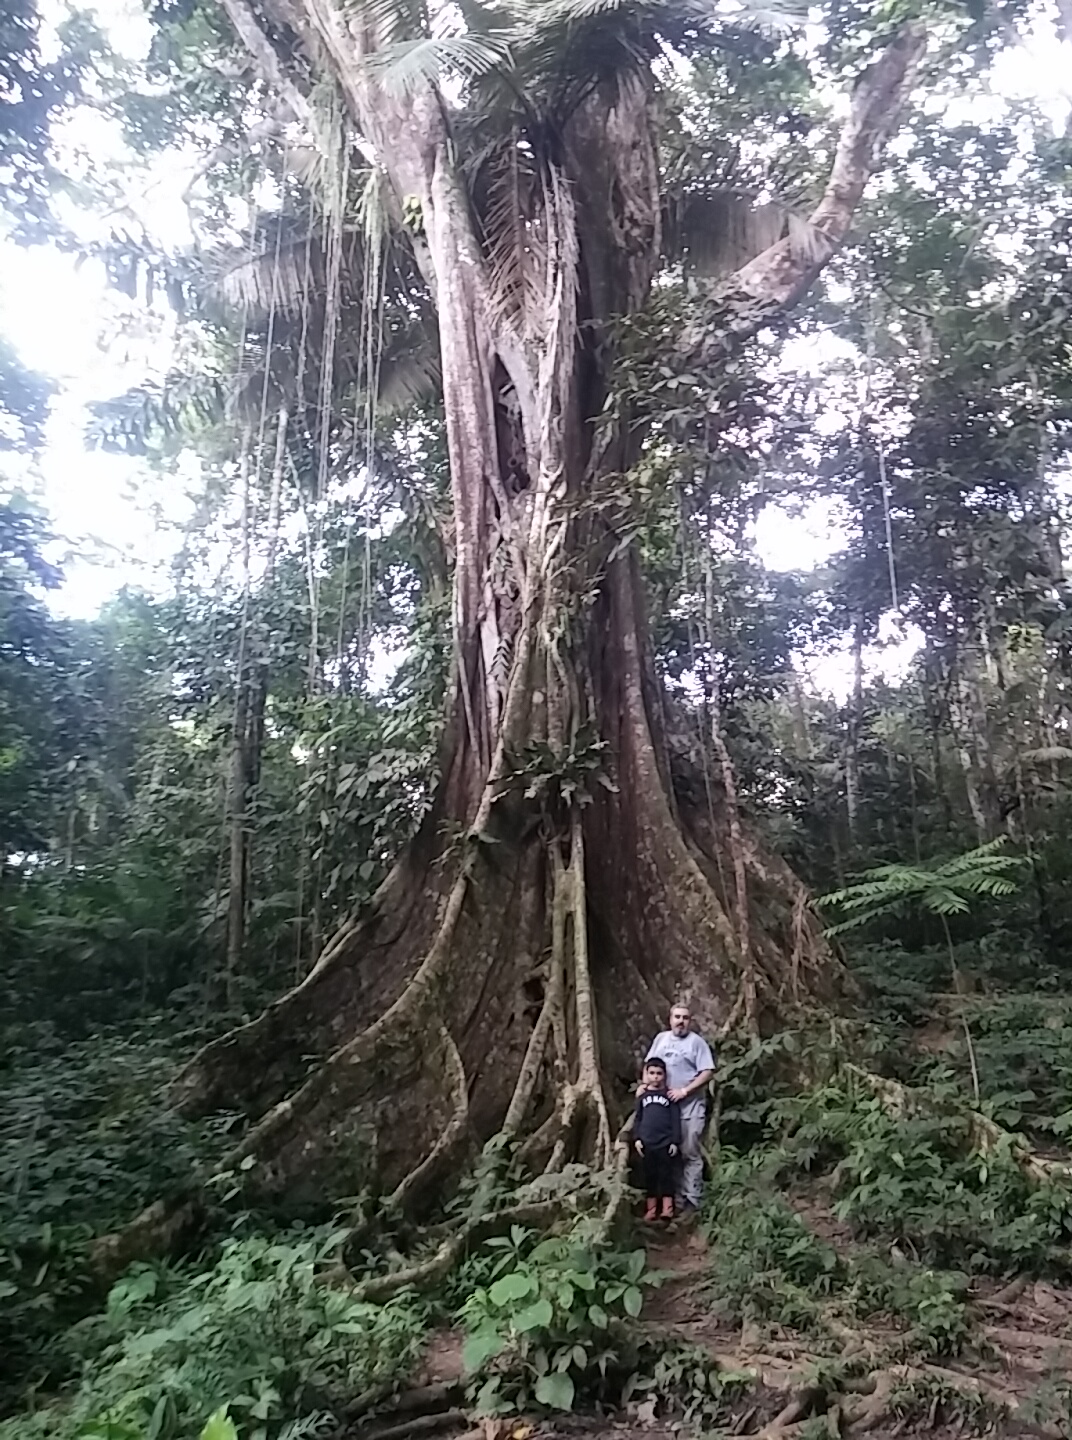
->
[165, 0, 931, 1218]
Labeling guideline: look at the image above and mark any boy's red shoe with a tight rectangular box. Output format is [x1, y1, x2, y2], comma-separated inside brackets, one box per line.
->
[644, 1198, 658, 1222]
[660, 1197, 674, 1220]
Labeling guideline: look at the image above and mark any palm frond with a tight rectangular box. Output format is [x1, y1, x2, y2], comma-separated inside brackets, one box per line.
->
[85, 372, 229, 455]
[343, 0, 428, 48]
[375, 323, 442, 413]
[477, 135, 550, 333]
[515, 0, 804, 30]
[366, 33, 514, 95]
[1020, 745, 1072, 765]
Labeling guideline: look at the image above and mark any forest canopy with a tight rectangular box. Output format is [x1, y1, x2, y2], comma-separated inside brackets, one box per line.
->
[4, 1, 1072, 1438]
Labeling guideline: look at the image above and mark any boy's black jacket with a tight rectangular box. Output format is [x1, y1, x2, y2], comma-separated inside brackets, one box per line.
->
[633, 1088, 682, 1148]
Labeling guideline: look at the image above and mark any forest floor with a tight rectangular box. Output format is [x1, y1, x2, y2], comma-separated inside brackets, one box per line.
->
[6, 986, 1072, 1438]
[405, 1196, 1072, 1440]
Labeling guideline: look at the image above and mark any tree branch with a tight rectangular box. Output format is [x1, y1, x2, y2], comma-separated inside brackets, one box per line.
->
[182, 114, 286, 204]
[680, 22, 928, 364]
[216, 0, 329, 158]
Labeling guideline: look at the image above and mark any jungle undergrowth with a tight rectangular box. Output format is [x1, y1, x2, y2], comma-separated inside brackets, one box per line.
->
[5, 954, 1072, 1437]
[0, 1021, 235, 1415]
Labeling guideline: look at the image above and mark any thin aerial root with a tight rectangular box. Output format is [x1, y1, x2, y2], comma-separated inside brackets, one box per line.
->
[568, 811, 613, 1167]
[219, 859, 479, 1181]
[595, 1118, 633, 1242]
[544, 1085, 582, 1173]
[502, 876, 566, 1137]
[548, 840, 569, 1076]
[845, 1064, 1072, 1183]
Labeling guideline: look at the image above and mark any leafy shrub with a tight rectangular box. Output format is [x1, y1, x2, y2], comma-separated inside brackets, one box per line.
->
[847, 1259, 973, 1356]
[458, 1223, 658, 1414]
[0, 1025, 227, 1411]
[2, 1232, 427, 1440]
[702, 1151, 976, 1353]
[625, 1342, 754, 1429]
[959, 995, 1072, 1140]
[702, 1155, 840, 1329]
[776, 1079, 1072, 1271]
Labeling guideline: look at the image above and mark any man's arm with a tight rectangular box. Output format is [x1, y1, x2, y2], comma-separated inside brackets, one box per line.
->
[637, 1034, 663, 1094]
[668, 1069, 713, 1104]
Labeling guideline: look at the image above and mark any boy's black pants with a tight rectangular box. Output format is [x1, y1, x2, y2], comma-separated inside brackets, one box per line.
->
[642, 1144, 676, 1199]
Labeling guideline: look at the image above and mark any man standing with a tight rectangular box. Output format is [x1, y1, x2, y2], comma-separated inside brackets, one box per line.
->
[643, 1004, 715, 1214]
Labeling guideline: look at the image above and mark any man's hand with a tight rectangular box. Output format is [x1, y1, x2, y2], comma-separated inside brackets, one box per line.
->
[634, 1140, 644, 1155]
[668, 1144, 678, 1157]
[668, 1087, 688, 1103]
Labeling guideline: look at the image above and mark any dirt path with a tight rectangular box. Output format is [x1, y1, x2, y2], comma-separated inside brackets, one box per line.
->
[633, 1215, 1069, 1437]
[391, 1215, 1069, 1440]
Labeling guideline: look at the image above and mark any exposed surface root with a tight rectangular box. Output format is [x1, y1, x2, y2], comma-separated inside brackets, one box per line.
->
[845, 1065, 1072, 1183]
[348, 1200, 564, 1304]
[89, 1196, 203, 1280]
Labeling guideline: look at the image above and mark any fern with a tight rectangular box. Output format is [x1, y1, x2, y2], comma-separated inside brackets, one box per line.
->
[820, 841, 1027, 1104]
[820, 839, 1026, 937]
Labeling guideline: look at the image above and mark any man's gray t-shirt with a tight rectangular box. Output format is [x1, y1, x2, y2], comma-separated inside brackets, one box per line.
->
[645, 1030, 715, 1121]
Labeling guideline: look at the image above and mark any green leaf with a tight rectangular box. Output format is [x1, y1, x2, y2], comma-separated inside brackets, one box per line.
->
[200, 1410, 239, 1440]
[514, 1296, 554, 1331]
[623, 1285, 643, 1317]
[588, 1303, 608, 1328]
[463, 1326, 507, 1372]
[534, 1371, 575, 1410]
[489, 1270, 535, 1305]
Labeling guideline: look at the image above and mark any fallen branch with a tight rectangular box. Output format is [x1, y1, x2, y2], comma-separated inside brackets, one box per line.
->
[89, 1195, 203, 1281]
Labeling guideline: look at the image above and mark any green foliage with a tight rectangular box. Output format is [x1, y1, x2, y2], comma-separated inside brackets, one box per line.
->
[701, 1151, 976, 1354]
[458, 1225, 658, 1414]
[623, 1342, 754, 1430]
[702, 1156, 841, 1329]
[776, 1079, 1072, 1271]
[2, 1234, 426, 1440]
[0, 1025, 227, 1411]
[820, 838, 1027, 935]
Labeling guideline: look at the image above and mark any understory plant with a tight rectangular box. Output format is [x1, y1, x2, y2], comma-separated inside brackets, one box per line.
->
[777, 1079, 1072, 1271]
[2, 1233, 427, 1440]
[458, 1225, 658, 1414]
[704, 1150, 984, 1355]
[0, 1024, 226, 1411]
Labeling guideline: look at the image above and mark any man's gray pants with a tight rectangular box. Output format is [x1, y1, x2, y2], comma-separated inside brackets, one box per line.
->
[677, 1113, 705, 1209]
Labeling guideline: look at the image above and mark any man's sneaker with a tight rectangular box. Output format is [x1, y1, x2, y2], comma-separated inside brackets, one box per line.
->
[644, 1198, 658, 1222]
[660, 1196, 674, 1220]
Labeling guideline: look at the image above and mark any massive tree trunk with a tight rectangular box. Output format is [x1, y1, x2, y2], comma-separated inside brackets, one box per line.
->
[172, 3, 927, 1214]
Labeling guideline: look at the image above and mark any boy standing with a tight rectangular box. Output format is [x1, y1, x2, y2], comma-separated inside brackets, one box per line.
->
[633, 1056, 681, 1220]
[644, 1004, 715, 1214]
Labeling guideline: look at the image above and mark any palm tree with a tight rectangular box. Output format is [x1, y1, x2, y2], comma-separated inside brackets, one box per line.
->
[821, 839, 1027, 1102]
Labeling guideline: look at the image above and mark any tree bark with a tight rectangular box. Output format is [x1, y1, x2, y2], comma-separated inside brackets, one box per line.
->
[172, 2, 927, 1213]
